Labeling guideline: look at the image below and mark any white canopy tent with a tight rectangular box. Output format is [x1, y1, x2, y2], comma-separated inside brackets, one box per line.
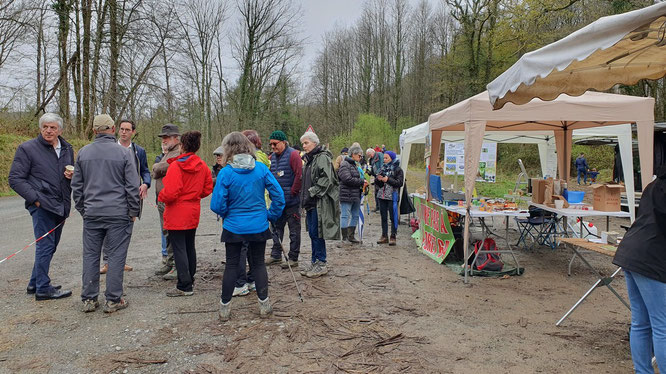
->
[426, 90, 654, 282]
[487, 2, 666, 110]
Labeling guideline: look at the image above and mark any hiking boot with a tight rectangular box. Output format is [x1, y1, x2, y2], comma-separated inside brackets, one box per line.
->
[162, 268, 177, 280]
[155, 264, 172, 275]
[100, 263, 108, 274]
[161, 255, 168, 265]
[265, 256, 283, 266]
[305, 261, 328, 278]
[81, 299, 99, 313]
[389, 234, 397, 246]
[300, 261, 317, 276]
[341, 227, 349, 241]
[280, 259, 299, 269]
[247, 282, 256, 292]
[232, 284, 249, 297]
[258, 297, 272, 318]
[166, 288, 193, 297]
[347, 229, 360, 244]
[219, 300, 231, 321]
[377, 236, 388, 244]
[103, 299, 129, 313]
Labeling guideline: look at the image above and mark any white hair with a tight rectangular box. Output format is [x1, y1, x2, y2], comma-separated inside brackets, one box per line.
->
[39, 113, 64, 131]
[300, 131, 319, 145]
[366, 148, 375, 156]
[349, 144, 363, 155]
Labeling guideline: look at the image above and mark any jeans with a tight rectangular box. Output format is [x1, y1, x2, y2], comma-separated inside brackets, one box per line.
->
[82, 219, 133, 302]
[625, 270, 666, 374]
[340, 200, 361, 229]
[222, 241, 268, 303]
[234, 241, 255, 288]
[170, 229, 197, 292]
[161, 231, 167, 256]
[157, 201, 174, 266]
[577, 169, 587, 184]
[270, 205, 301, 261]
[28, 206, 65, 293]
[379, 198, 397, 237]
[306, 208, 326, 264]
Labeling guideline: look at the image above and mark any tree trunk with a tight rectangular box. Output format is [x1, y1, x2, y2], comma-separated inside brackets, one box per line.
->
[55, 0, 70, 125]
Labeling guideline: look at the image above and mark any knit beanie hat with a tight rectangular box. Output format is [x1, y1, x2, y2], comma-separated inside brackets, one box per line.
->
[269, 130, 287, 142]
[385, 151, 397, 160]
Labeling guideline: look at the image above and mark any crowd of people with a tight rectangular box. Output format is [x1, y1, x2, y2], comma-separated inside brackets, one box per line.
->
[8, 113, 404, 320]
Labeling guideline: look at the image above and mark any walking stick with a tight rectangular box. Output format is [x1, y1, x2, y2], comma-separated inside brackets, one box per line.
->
[271, 223, 304, 302]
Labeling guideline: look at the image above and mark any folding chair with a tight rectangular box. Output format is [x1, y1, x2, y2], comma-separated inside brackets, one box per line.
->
[515, 207, 557, 250]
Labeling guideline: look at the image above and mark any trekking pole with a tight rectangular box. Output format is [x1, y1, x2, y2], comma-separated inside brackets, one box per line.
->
[270, 223, 304, 302]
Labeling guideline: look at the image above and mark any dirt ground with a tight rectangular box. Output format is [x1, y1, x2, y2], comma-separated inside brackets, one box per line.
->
[0, 192, 635, 373]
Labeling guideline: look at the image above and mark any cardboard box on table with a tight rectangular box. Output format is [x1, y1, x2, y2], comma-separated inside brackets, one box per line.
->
[591, 183, 624, 212]
[531, 178, 546, 204]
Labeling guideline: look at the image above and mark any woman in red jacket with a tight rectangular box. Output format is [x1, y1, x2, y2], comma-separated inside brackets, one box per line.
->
[158, 131, 213, 297]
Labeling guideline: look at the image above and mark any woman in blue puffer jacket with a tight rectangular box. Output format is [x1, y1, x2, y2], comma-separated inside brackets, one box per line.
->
[210, 132, 285, 321]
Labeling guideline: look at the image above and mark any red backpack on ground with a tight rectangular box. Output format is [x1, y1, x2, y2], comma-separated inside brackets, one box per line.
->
[473, 238, 504, 271]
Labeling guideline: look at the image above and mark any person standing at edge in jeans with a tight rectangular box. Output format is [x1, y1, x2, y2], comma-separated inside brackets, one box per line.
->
[159, 131, 213, 297]
[152, 124, 181, 280]
[9, 113, 74, 300]
[71, 114, 140, 313]
[612, 166, 666, 374]
[99, 119, 150, 274]
[266, 130, 303, 270]
[375, 151, 403, 246]
[299, 131, 340, 278]
[211, 132, 285, 321]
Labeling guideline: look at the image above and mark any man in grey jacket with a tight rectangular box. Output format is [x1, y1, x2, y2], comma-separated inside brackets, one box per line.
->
[71, 114, 140, 313]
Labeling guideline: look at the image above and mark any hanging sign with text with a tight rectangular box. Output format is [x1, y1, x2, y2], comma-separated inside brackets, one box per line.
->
[413, 195, 455, 264]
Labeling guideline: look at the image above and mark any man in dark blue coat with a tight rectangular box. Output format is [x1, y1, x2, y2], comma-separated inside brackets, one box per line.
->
[8, 113, 74, 300]
[266, 130, 302, 268]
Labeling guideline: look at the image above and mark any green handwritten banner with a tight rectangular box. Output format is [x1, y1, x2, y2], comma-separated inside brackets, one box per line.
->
[413, 195, 455, 264]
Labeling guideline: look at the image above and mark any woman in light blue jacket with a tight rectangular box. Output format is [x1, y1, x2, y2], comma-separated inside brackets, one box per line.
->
[210, 132, 285, 320]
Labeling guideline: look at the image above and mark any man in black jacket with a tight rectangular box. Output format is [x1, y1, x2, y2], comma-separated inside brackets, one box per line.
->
[9, 113, 74, 300]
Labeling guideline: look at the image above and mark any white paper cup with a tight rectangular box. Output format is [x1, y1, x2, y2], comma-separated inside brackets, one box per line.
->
[554, 200, 564, 210]
[65, 165, 74, 172]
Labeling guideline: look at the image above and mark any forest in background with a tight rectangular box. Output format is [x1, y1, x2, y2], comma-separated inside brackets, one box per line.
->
[0, 0, 656, 170]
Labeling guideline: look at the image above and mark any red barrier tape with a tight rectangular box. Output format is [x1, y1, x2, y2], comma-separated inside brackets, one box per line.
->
[0, 220, 65, 265]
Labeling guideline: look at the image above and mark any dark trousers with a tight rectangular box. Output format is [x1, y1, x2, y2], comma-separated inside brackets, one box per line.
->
[170, 229, 197, 292]
[379, 199, 397, 237]
[234, 242, 255, 287]
[28, 206, 65, 293]
[222, 241, 268, 303]
[82, 219, 133, 302]
[270, 205, 301, 261]
[306, 208, 326, 263]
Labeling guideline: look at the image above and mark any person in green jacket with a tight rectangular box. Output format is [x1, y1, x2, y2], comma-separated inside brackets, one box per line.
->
[299, 131, 340, 278]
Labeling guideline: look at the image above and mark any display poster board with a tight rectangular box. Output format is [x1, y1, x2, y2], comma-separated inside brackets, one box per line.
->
[443, 142, 497, 182]
[413, 195, 455, 264]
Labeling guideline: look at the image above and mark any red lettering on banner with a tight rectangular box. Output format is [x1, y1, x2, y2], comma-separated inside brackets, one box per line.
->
[432, 210, 440, 232]
[440, 216, 449, 234]
[437, 238, 445, 257]
[423, 206, 430, 228]
[422, 232, 436, 255]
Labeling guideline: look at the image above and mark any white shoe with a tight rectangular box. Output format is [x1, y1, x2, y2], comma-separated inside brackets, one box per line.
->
[246, 282, 256, 292]
[258, 297, 272, 318]
[219, 299, 231, 321]
[232, 284, 249, 297]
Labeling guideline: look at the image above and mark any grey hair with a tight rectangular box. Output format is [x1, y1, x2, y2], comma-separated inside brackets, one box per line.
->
[39, 113, 64, 131]
[366, 148, 375, 156]
[221, 131, 255, 165]
[300, 131, 319, 145]
[349, 144, 363, 155]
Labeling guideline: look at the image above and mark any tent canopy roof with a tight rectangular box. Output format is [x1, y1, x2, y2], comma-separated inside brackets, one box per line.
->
[428, 91, 654, 132]
[486, 3, 666, 109]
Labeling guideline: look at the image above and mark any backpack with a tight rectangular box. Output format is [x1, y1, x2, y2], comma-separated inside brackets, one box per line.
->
[473, 238, 504, 271]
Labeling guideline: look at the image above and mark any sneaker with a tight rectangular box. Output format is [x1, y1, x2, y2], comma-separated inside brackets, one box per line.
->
[265, 257, 283, 266]
[247, 282, 256, 292]
[258, 297, 272, 318]
[103, 299, 129, 313]
[162, 268, 177, 280]
[166, 288, 193, 297]
[280, 259, 299, 269]
[232, 284, 249, 297]
[305, 261, 328, 278]
[100, 263, 108, 274]
[389, 235, 396, 246]
[155, 264, 172, 275]
[219, 299, 231, 321]
[300, 261, 317, 276]
[81, 299, 99, 313]
[377, 236, 388, 244]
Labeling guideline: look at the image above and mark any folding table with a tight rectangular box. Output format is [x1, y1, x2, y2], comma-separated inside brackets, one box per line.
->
[556, 238, 629, 326]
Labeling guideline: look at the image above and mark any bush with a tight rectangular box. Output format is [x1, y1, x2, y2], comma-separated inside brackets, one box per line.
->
[330, 114, 400, 155]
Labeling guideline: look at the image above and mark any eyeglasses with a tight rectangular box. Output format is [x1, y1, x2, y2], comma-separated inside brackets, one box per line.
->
[269, 141, 281, 147]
